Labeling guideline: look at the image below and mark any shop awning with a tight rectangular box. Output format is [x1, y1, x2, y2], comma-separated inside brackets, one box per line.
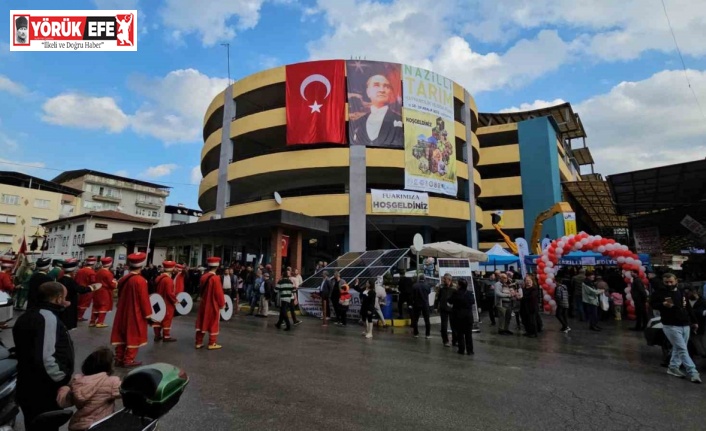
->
[112, 210, 329, 243]
[571, 147, 594, 166]
[562, 180, 628, 228]
[607, 159, 706, 216]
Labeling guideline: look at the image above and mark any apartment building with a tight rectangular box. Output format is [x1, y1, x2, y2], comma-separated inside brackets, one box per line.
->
[42, 210, 157, 264]
[0, 171, 82, 252]
[52, 169, 170, 222]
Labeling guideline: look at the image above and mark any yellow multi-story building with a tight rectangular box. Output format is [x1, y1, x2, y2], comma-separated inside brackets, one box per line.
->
[0, 171, 82, 252]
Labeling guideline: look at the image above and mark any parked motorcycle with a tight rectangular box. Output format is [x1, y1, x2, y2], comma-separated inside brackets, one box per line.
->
[0, 340, 18, 431]
[88, 362, 189, 430]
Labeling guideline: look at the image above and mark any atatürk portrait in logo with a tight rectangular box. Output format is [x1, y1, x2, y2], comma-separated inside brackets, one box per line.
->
[14, 16, 29, 45]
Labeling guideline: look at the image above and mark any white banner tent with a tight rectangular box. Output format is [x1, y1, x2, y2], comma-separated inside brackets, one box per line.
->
[411, 241, 488, 262]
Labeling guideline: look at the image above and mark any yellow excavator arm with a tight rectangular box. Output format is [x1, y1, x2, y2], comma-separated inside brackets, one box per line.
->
[530, 202, 574, 254]
[490, 213, 518, 255]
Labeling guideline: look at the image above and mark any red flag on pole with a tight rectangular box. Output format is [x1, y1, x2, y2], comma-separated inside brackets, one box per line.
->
[281, 235, 290, 258]
[17, 236, 27, 256]
[285, 60, 347, 145]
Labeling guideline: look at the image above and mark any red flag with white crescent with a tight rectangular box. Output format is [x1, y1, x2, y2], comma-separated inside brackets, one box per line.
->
[285, 60, 347, 145]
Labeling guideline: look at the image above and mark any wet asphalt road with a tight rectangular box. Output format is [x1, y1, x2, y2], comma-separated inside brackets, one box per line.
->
[4, 308, 706, 431]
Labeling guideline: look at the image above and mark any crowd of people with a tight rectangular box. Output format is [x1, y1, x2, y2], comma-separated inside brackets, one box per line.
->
[3, 252, 705, 429]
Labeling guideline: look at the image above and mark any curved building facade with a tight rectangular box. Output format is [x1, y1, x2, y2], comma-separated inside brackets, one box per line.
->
[199, 60, 483, 257]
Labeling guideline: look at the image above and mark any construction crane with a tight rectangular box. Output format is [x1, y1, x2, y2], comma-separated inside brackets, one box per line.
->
[491, 213, 518, 255]
[530, 202, 574, 254]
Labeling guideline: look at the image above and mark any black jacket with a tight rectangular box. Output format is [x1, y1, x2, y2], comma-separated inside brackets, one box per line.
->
[58, 275, 91, 330]
[650, 288, 695, 327]
[632, 278, 648, 303]
[412, 281, 430, 309]
[436, 285, 454, 313]
[27, 271, 52, 310]
[331, 278, 342, 302]
[398, 276, 413, 298]
[449, 289, 475, 320]
[360, 289, 376, 316]
[13, 302, 74, 401]
[687, 297, 706, 335]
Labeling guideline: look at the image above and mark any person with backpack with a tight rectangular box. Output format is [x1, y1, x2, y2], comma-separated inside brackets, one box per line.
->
[554, 281, 571, 333]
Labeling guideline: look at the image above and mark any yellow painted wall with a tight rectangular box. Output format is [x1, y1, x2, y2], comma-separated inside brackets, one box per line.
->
[558, 157, 572, 182]
[478, 145, 520, 166]
[201, 129, 223, 163]
[198, 170, 218, 199]
[480, 209, 524, 230]
[221, 193, 481, 222]
[0, 185, 79, 250]
[476, 123, 518, 135]
[480, 177, 522, 197]
[228, 148, 350, 180]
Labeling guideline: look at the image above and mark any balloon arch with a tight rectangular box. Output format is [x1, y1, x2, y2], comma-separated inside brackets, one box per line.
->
[535, 232, 648, 320]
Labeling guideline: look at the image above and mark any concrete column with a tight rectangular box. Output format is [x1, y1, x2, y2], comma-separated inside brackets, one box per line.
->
[216, 86, 235, 217]
[270, 227, 284, 279]
[290, 230, 303, 273]
[348, 145, 367, 252]
[463, 91, 478, 249]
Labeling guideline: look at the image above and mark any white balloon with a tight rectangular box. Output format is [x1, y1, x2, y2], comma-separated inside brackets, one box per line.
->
[557, 241, 565, 249]
[621, 245, 629, 251]
[555, 247, 564, 256]
[546, 261, 554, 268]
[543, 294, 552, 302]
[597, 246, 606, 253]
[594, 235, 602, 241]
[605, 244, 614, 251]
[617, 256, 626, 263]
[587, 236, 595, 243]
[568, 234, 576, 240]
[581, 238, 589, 246]
[544, 267, 552, 274]
[541, 255, 549, 263]
[549, 300, 557, 307]
[626, 294, 632, 301]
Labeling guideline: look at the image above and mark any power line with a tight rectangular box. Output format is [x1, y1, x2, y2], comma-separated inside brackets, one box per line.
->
[661, 0, 706, 121]
[0, 160, 199, 187]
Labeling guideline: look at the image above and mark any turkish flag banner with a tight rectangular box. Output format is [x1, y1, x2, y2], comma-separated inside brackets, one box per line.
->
[286, 60, 347, 145]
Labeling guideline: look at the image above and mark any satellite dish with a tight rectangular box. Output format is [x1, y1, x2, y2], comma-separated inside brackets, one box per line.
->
[413, 233, 424, 252]
[274, 192, 282, 205]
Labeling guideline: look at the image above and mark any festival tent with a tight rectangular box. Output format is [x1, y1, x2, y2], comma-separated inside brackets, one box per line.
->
[480, 244, 520, 267]
[411, 241, 487, 262]
[524, 250, 651, 267]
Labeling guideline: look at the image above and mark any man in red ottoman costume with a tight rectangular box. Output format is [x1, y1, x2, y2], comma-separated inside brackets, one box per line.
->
[111, 252, 154, 367]
[153, 260, 178, 342]
[90, 257, 118, 328]
[195, 257, 225, 350]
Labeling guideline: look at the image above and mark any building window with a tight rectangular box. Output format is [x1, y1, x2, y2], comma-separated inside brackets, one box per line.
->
[80, 233, 85, 245]
[83, 201, 118, 211]
[135, 208, 161, 218]
[89, 185, 121, 199]
[76, 224, 84, 232]
[0, 214, 17, 224]
[136, 193, 164, 205]
[95, 223, 108, 230]
[31, 217, 48, 227]
[73, 235, 77, 246]
[33, 199, 51, 209]
[1, 195, 19, 205]
[0, 235, 12, 243]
